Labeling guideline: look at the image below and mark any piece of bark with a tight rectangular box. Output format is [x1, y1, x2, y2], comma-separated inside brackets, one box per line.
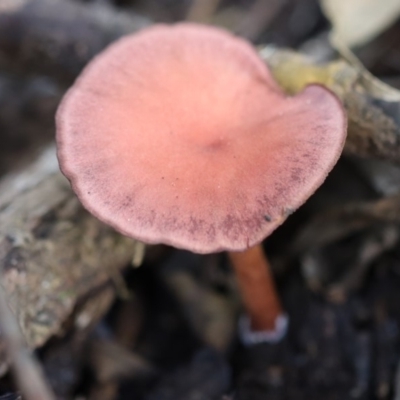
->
[0, 0, 150, 84]
[0, 145, 138, 349]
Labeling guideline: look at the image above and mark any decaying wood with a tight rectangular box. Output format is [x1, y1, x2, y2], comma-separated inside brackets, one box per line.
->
[0, 145, 138, 349]
[0, 0, 150, 84]
[0, 284, 55, 400]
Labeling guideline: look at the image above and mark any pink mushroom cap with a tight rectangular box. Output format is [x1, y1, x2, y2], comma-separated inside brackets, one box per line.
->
[56, 23, 347, 254]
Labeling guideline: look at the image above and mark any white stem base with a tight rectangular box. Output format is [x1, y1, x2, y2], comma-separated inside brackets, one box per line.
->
[239, 313, 289, 346]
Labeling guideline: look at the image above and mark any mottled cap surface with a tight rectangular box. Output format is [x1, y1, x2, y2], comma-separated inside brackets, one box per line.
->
[56, 23, 347, 253]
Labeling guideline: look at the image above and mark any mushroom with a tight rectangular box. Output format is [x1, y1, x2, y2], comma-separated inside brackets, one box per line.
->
[56, 23, 347, 344]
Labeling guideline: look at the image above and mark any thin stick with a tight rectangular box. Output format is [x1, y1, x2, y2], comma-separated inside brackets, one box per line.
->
[0, 283, 55, 400]
[229, 244, 283, 331]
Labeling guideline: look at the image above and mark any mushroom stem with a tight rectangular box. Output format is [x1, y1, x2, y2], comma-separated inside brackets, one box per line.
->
[228, 244, 283, 332]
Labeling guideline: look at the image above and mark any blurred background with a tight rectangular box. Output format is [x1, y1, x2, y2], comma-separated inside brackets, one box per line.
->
[1, 0, 400, 399]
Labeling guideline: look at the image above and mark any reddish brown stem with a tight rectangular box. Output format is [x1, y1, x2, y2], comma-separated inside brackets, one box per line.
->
[228, 244, 283, 332]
